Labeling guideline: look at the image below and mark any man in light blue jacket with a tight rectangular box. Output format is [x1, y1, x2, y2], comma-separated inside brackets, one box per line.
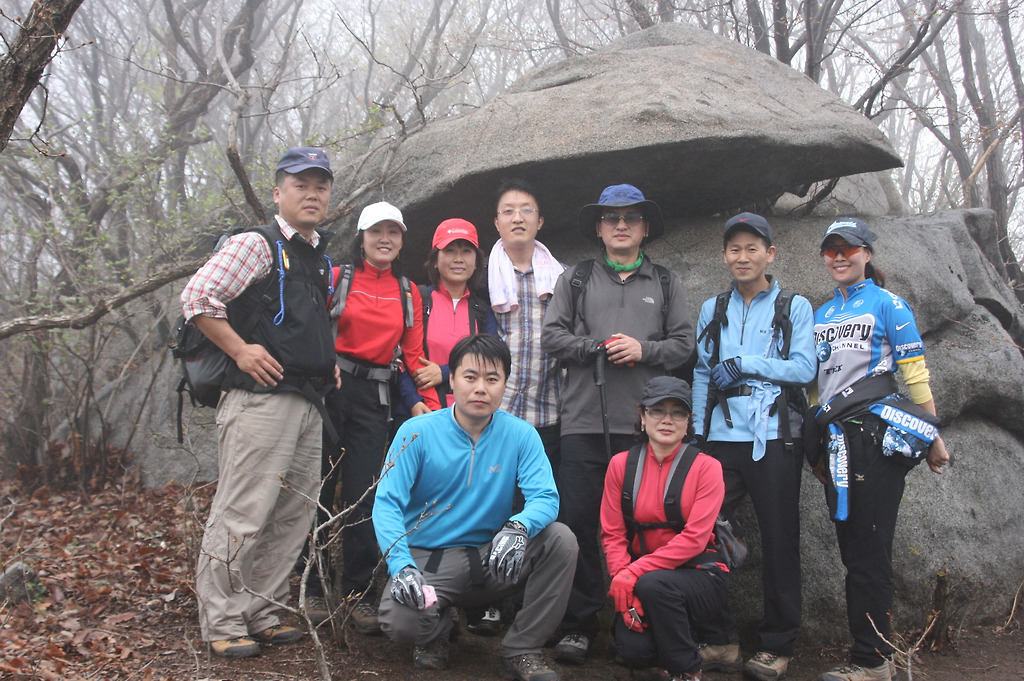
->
[692, 213, 816, 681]
[374, 334, 577, 681]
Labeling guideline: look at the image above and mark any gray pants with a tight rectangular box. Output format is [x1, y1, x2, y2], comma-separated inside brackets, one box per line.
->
[379, 522, 578, 657]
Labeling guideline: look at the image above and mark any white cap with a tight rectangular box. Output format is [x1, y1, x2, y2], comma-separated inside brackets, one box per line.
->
[357, 201, 407, 232]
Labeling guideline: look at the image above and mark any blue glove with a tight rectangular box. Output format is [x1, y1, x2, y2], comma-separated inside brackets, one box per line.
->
[711, 357, 743, 389]
[390, 565, 427, 609]
[488, 520, 528, 584]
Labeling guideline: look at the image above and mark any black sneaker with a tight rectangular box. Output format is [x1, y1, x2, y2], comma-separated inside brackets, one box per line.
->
[413, 637, 450, 670]
[467, 605, 502, 635]
[553, 633, 589, 665]
[500, 652, 560, 681]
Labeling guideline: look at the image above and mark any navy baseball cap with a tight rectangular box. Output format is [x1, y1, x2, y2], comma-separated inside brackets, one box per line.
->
[640, 376, 692, 411]
[821, 217, 873, 250]
[578, 184, 664, 242]
[276, 147, 333, 180]
[723, 212, 772, 246]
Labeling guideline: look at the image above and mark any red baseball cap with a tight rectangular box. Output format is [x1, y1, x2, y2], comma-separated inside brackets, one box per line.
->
[432, 218, 479, 249]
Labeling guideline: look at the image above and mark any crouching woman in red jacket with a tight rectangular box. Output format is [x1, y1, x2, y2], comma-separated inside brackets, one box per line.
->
[600, 376, 736, 681]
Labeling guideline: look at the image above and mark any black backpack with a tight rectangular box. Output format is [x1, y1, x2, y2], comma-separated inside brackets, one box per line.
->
[695, 287, 807, 451]
[620, 443, 746, 569]
[170, 228, 278, 442]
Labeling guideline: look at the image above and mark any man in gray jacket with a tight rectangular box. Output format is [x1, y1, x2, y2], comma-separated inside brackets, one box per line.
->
[541, 184, 694, 664]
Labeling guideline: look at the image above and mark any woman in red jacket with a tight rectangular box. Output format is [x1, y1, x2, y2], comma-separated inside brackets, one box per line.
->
[310, 201, 439, 633]
[600, 376, 736, 681]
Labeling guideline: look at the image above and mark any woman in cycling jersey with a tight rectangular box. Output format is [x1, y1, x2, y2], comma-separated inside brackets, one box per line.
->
[811, 217, 950, 681]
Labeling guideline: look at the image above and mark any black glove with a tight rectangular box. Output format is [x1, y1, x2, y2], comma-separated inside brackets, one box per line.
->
[390, 565, 427, 609]
[488, 520, 528, 584]
[711, 357, 743, 389]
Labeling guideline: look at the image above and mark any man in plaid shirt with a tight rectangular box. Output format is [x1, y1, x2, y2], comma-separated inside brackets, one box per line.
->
[182, 147, 339, 659]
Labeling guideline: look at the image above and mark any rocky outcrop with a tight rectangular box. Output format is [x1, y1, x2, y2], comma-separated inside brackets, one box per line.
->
[334, 21, 901, 257]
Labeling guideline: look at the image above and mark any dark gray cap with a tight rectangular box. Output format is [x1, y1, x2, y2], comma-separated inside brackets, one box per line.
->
[723, 212, 772, 246]
[821, 217, 874, 250]
[640, 376, 692, 411]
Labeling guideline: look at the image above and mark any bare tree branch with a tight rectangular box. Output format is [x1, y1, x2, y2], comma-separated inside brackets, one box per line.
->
[0, 257, 206, 340]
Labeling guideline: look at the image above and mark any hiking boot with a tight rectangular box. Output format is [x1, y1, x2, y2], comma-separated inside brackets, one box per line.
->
[818, 661, 894, 681]
[349, 601, 381, 635]
[500, 652, 561, 681]
[304, 596, 330, 626]
[252, 624, 302, 645]
[553, 633, 589, 665]
[467, 605, 502, 635]
[209, 636, 260, 658]
[413, 637, 450, 670]
[698, 642, 742, 672]
[744, 651, 791, 680]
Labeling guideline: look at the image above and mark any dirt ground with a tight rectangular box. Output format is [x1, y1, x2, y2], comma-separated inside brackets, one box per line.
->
[2, 479, 1021, 681]
[152, 604, 1024, 681]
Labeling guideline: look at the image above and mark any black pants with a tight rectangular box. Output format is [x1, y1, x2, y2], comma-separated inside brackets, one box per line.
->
[707, 439, 803, 656]
[612, 567, 733, 676]
[558, 432, 636, 638]
[536, 422, 561, 488]
[308, 371, 390, 599]
[834, 420, 909, 667]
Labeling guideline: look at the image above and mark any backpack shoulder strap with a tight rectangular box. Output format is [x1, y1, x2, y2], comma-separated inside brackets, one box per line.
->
[468, 291, 488, 335]
[652, 264, 672, 338]
[620, 444, 646, 555]
[771, 289, 797, 360]
[662, 444, 700, 528]
[329, 264, 355, 321]
[399, 275, 415, 329]
[568, 259, 596, 335]
[700, 291, 732, 437]
[696, 291, 731, 366]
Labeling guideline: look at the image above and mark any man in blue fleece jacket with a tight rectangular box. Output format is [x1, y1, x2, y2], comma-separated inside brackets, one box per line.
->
[373, 334, 578, 681]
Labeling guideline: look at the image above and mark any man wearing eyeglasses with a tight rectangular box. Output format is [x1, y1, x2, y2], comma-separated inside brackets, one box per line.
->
[541, 184, 693, 665]
[690, 213, 816, 681]
[489, 178, 566, 475]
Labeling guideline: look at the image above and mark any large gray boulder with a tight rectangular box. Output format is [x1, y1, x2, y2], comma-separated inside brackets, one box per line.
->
[335, 21, 901, 254]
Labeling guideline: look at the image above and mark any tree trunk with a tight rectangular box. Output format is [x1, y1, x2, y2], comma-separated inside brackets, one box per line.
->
[0, 0, 86, 153]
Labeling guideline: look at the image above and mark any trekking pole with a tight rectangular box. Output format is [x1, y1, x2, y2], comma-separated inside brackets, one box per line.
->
[593, 342, 612, 460]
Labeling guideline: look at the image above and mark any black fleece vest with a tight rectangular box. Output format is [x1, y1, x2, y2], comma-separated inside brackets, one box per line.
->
[223, 223, 336, 394]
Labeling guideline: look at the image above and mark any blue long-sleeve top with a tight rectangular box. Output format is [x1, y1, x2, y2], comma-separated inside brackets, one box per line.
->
[373, 406, 559, 576]
[692, 279, 816, 441]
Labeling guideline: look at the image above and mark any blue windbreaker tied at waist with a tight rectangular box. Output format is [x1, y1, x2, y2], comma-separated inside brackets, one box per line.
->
[812, 373, 940, 521]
